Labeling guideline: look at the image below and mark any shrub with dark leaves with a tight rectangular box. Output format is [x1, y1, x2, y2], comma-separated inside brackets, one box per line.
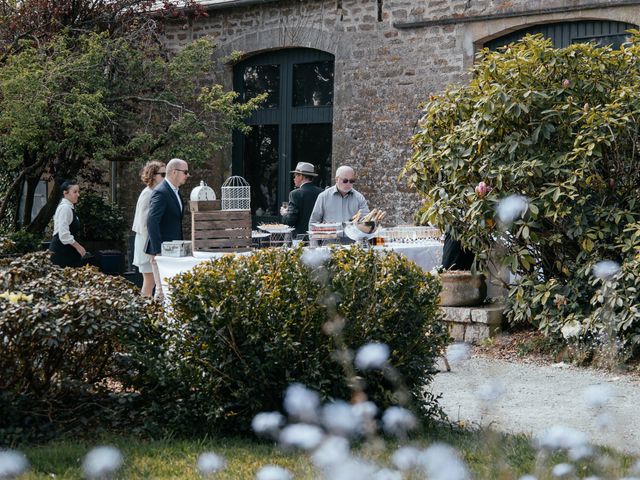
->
[0, 252, 158, 442]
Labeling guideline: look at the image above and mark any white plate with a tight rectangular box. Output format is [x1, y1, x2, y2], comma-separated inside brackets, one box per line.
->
[258, 225, 294, 233]
[310, 222, 342, 229]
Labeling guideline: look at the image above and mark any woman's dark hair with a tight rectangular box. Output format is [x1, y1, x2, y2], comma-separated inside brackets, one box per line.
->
[60, 180, 78, 194]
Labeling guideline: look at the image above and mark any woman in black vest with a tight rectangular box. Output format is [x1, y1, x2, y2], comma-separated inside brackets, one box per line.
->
[49, 180, 87, 268]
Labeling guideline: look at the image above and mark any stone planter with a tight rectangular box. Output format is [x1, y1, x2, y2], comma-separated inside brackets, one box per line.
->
[439, 271, 487, 307]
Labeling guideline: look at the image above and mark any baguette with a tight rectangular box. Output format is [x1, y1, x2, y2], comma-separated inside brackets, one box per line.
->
[362, 208, 377, 223]
[351, 209, 362, 222]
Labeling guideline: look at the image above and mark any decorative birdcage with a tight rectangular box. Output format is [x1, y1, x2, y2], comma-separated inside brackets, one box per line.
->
[221, 176, 250, 211]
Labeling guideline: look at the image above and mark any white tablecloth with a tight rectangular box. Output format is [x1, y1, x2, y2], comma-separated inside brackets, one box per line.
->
[155, 242, 443, 297]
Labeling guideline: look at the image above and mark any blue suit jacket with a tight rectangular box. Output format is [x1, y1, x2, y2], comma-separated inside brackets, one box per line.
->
[145, 180, 184, 255]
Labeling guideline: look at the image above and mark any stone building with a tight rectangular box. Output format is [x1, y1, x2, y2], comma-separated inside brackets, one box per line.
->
[117, 0, 640, 227]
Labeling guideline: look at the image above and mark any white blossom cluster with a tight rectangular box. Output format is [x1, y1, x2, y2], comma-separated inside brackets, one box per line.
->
[247, 341, 473, 479]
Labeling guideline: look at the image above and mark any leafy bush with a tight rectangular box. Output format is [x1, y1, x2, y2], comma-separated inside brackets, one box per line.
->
[0, 229, 42, 256]
[404, 34, 640, 356]
[130, 247, 447, 434]
[0, 251, 158, 442]
[75, 191, 127, 246]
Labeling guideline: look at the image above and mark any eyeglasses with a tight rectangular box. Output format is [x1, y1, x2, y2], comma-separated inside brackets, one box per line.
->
[175, 169, 189, 175]
[341, 179, 356, 184]
[157, 172, 166, 177]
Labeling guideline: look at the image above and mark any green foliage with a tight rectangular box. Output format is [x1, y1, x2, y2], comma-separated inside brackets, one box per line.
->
[75, 192, 126, 244]
[0, 30, 264, 234]
[0, 229, 42, 256]
[0, 251, 159, 442]
[129, 247, 447, 434]
[404, 34, 640, 355]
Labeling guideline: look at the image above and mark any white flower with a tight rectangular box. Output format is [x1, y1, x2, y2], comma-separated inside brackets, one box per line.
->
[592, 411, 613, 432]
[323, 458, 378, 480]
[583, 384, 611, 409]
[196, 452, 226, 476]
[82, 446, 124, 480]
[560, 320, 582, 339]
[283, 383, 320, 423]
[536, 425, 589, 451]
[552, 463, 574, 478]
[252, 412, 285, 437]
[311, 436, 350, 469]
[381, 407, 417, 437]
[592, 260, 620, 280]
[567, 443, 593, 461]
[255, 465, 292, 480]
[279, 423, 324, 451]
[373, 468, 403, 480]
[301, 248, 330, 268]
[0, 449, 29, 479]
[445, 343, 471, 366]
[352, 401, 378, 435]
[419, 443, 470, 480]
[391, 446, 421, 471]
[322, 401, 359, 437]
[352, 401, 378, 421]
[496, 195, 528, 225]
[354, 342, 389, 371]
[476, 379, 506, 404]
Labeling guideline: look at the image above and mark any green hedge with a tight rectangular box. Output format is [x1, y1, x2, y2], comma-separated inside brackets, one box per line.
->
[0, 252, 158, 442]
[130, 246, 447, 434]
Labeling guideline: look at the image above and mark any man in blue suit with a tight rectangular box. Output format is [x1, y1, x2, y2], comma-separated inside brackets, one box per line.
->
[146, 157, 190, 299]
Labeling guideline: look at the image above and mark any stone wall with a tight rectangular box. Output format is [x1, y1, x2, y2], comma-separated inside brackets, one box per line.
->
[117, 0, 640, 228]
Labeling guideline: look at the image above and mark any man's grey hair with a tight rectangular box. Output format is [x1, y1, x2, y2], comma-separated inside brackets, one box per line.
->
[335, 165, 354, 179]
[166, 158, 187, 174]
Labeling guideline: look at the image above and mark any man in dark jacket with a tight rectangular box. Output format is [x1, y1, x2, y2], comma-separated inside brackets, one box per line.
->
[146, 157, 189, 300]
[280, 162, 323, 237]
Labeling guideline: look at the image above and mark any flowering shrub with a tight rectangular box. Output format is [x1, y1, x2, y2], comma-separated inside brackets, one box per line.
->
[130, 246, 447, 433]
[404, 34, 640, 356]
[0, 251, 158, 442]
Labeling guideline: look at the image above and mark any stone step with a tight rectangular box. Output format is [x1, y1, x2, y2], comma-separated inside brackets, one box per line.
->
[441, 304, 504, 344]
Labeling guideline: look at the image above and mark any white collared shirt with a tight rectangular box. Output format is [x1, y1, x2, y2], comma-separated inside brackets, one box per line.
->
[53, 198, 76, 245]
[164, 178, 182, 210]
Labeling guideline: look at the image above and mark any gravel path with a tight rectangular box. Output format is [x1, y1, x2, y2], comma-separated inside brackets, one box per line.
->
[428, 355, 640, 454]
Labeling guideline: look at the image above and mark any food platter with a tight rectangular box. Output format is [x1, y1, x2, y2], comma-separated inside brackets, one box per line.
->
[310, 222, 342, 230]
[258, 223, 295, 234]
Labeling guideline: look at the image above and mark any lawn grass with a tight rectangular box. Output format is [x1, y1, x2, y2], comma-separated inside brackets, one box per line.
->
[16, 422, 635, 479]
[13, 424, 532, 479]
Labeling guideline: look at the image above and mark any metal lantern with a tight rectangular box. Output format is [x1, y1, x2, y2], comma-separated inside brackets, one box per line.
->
[190, 180, 216, 202]
[221, 175, 250, 211]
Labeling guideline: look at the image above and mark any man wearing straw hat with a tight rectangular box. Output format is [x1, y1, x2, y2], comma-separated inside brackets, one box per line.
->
[280, 162, 323, 237]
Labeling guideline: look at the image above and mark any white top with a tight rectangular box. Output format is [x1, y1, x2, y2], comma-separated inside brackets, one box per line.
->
[52, 198, 76, 245]
[132, 187, 153, 235]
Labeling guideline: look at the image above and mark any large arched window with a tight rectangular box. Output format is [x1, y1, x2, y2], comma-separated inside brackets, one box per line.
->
[232, 48, 334, 218]
[484, 20, 637, 50]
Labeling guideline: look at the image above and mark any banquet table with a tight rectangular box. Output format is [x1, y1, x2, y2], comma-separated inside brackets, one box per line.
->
[155, 241, 443, 299]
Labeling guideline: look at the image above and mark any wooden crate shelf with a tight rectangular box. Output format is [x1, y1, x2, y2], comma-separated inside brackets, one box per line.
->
[192, 210, 251, 252]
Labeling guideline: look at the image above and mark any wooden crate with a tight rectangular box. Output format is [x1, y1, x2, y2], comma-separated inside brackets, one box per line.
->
[191, 210, 252, 252]
[190, 200, 221, 212]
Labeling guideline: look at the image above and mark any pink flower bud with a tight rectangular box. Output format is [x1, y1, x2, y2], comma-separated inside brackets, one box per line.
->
[475, 181, 489, 198]
[562, 79, 570, 88]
